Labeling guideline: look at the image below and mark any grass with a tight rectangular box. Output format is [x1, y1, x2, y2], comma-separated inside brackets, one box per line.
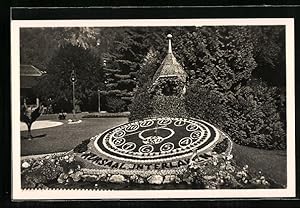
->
[232, 142, 286, 186]
[21, 113, 287, 186]
[21, 113, 128, 156]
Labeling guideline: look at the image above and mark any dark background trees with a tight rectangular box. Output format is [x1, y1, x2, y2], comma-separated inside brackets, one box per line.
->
[20, 25, 286, 150]
[34, 43, 104, 113]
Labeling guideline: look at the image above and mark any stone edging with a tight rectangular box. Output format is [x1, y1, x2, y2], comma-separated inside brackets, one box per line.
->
[21, 151, 69, 160]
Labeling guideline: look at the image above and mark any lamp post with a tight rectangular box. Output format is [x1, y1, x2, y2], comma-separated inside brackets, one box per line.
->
[98, 89, 101, 113]
[70, 70, 77, 119]
[97, 58, 107, 114]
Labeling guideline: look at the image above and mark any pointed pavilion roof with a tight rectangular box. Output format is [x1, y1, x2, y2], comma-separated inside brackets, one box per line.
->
[20, 65, 46, 89]
[152, 34, 187, 83]
[20, 65, 44, 76]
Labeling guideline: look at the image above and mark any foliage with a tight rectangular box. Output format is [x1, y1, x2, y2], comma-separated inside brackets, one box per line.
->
[105, 96, 128, 113]
[186, 153, 273, 189]
[128, 85, 154, 121]
[21, 153, 85, 189]
[128, 47, 161, 120]
[102, 28, 154, 105]
[35, 44, 104, 113]
[222, 79, 286, 149]
[150, 77, 185, 96]
[82, 112, 130, 118]
[56, 27, 99, 49]
[73, 139, 90, 153]
[249, 26, 286, 86]
[21, 26, 286, 150]
[175, 26, 257, 91]
[185, 81, 226, 128]
[20, 28, 58, 71]
[21, 156, 64, 188]
[212, 138, 230, 154]
[152, 95, 188, 118]
[20, 27, 99, 70]
[21, 150, 281, 189]
[185, 79, 286, 150]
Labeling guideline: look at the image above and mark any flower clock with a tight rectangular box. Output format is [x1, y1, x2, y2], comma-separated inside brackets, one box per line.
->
[75, 117, 231, 176]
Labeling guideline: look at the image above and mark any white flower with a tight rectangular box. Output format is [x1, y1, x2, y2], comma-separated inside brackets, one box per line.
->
[226, 154, 233, 160]
[68, 169, 74, 174]
[22, 161, 30, 169]
[262, 180, 269, 185]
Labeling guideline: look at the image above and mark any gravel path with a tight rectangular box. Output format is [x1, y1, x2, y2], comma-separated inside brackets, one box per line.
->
[20, 120, 63, 131]
[21, 116, 128, 156]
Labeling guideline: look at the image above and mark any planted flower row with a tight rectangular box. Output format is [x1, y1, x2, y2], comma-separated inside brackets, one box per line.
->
[21, 148, 273, 189]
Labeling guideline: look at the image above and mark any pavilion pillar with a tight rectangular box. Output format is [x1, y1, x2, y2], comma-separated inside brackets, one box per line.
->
[36, 97, 39, 107]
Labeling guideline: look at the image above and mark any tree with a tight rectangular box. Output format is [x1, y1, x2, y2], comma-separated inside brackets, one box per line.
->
[103, 28, 154, 111]
[20, 27, 100, 71]
[21, 103, 43, 139]
[175, 26, 257, 92]
[20, 28, 59, 71]
[185, 78, 286, 150]
[222, 79, 286, 149]
[246, 26, 286, 87]
[35, 44, 104, 112]
[128, 47, 159, 120]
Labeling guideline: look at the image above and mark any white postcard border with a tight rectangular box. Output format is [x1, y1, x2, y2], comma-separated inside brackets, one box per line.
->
[11, 18, 295, 200]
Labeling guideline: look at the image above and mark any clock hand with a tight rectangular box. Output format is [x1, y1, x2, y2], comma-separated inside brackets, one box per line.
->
[155, 117, 159, 137]
[123, 126, 168, 137]
[123, 130, 144, 137]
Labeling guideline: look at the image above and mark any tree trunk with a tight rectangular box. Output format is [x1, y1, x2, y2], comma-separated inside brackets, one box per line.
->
[27, 123, 32, 140]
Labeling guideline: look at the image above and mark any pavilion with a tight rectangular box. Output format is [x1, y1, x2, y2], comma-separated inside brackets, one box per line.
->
[20, 64, 46, 106]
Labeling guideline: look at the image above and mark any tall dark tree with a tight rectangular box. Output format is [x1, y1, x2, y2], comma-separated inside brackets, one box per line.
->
[20, 28, 59, 71]
[20, 27, 100, 71]
[249, 26, 286, 87]
[175, 26, 257, 92]
[103, 28, 154, 111]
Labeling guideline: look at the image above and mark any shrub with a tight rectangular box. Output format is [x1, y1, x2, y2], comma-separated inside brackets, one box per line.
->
[105, 96, 128, 113]
[152, 95, 188, 118]
[185, 81, 227, 128]
[150, 77, 185, 96]
[82, 112, 130, 118]
[129, 85, 188, 120]
[223, 80, 286, 150]
[186, 154, 275, 189]
[128, 85, 153, 121]
[185, 79, 286, 150]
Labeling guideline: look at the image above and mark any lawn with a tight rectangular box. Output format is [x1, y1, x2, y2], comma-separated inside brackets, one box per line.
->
[21, 113, 286, 187]
[232, 143, 286, 187]
[21, 113, 128, 156]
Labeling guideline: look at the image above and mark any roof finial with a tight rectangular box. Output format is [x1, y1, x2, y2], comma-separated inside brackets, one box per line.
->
[167, 34, 173, 54]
